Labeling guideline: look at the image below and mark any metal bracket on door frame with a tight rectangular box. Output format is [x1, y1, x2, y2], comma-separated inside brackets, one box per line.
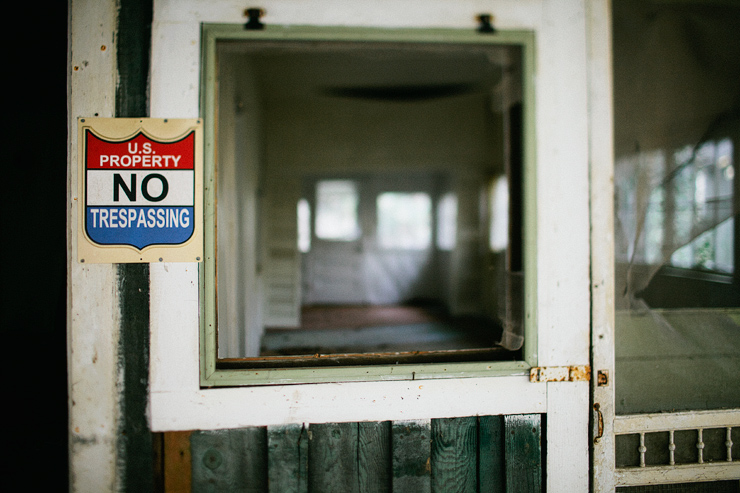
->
[529, 365, 591, 383]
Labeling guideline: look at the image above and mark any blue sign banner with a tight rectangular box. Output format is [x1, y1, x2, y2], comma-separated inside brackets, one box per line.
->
[84, 129, 196, 250]
[86, 206, 195, 250]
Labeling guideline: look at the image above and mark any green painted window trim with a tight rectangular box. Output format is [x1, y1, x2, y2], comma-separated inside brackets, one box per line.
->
[199, 23, 538, 387]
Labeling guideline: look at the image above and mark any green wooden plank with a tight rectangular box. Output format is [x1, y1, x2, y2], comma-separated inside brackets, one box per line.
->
[392, 420, 432, 492]
[431, 417, 478, 493]
[478, 415, 505, 493]
[190, 428, 267, 492]
[504, 414, 542, 493]
[308, 422, 360, 492]
[358, 421, 392, 493]
[268, 424, 308, 493]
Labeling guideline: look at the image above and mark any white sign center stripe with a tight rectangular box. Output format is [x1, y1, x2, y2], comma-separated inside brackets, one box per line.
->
[87, 170, 195, 206]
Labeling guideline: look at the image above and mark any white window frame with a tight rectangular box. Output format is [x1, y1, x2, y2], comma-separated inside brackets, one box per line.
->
[197, 23, 539, 387]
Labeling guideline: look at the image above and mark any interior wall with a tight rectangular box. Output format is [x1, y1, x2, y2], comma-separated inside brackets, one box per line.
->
[263, 93, 499, 175]
[261, 79, 503, 314]
[613, 0, 740, 157]
[217, 55, 264, 358]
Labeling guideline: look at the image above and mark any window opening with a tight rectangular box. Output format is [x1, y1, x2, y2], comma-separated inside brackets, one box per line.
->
[436, 193, 457, 251]
[616, 138, 737, 309]
[206, 30, 533, 380]
[489, 176, 509, 253]
[668, 140, 735, 274]
[297, 198, 311, 253]
[314, 180, 360, 241]
[376, 192, 432, 250]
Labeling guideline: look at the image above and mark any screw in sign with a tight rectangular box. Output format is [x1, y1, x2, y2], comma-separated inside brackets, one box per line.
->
[78, 118, 203, 263]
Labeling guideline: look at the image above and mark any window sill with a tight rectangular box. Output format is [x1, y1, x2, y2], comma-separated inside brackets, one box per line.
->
[201, 358, 531, 387]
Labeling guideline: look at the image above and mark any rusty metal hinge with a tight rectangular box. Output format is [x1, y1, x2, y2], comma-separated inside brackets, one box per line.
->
[529, 365, 591, 383]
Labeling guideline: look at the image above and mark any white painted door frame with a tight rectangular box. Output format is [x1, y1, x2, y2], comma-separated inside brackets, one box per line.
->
[587, 0, 618, 491]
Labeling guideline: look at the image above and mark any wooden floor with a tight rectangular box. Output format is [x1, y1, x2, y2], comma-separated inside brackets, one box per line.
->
[261, 304, 502, 356]
[298, 304, 444, 330]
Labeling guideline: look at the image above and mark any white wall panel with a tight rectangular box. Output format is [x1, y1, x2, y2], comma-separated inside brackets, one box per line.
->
[68, 1, 120, 490]
[151, 375, 546, 430]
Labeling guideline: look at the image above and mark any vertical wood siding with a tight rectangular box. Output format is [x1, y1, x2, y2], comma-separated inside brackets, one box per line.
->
[268, 425, 307, 492]
[179, 414, 542, 492]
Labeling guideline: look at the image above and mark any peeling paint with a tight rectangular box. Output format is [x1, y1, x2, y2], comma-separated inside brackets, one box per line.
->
[529, 365, 591, 382]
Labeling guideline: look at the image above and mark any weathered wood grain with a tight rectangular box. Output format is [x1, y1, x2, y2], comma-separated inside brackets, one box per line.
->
[504, 414, 542, 493]
[478, 415, 505, 493]
[163, 431, 192, 493]
[182, 415, 542, 492]
[308, 422, 360, 492]
[358, 421, 392, 492]
[431, 417, 478, 493]
[392, 420, 432, 492]
[268, 424, 308, 493]
[190, 427, 267, 492]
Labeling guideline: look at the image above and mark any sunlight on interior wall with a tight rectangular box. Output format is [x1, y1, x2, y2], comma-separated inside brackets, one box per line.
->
[298, 198, 311, 253]
[436, 193, 457, 251]
[489, 175, 509, 253]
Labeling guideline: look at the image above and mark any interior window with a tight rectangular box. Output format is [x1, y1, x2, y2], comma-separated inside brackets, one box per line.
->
[297, 198, 311, 253]
[671, 217, 734, 273]
[616, 138, 737, 308]
[376, 192, 431, 250]
[436, 193, 457, 251]
[668, 139, 734, 273]
[489, 175, 509, 253]
[314, 180, 360, 241]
